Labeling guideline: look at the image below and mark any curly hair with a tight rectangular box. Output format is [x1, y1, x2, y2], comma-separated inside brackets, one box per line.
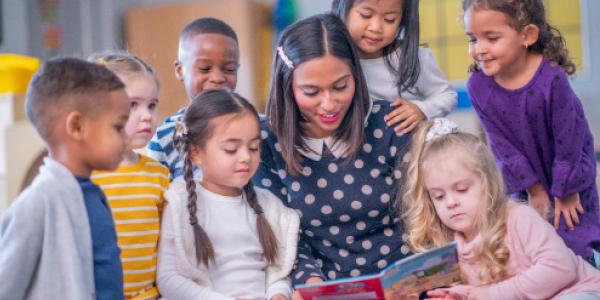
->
[399, 121, 510, 283]
[463, 0, 575, 75]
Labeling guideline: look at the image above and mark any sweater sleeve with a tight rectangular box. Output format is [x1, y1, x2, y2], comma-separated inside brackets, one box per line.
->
[488, 204, 577, 300]
[0, 192, 44, 299]
[548, 71, 596, 197]
[467, 78, 538, 193]
[156, 199, 235, 300]
[411, 48, 458, 119]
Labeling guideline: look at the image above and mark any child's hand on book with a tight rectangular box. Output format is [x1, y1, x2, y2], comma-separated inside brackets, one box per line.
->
[426, 285, 488, 300]
[554, 192, 585, 230]
[385, 98, 425, 134]
[270, 294, 288, 300]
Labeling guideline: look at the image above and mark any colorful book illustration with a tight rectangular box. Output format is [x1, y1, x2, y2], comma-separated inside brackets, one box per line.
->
[296, 242, 461, 300]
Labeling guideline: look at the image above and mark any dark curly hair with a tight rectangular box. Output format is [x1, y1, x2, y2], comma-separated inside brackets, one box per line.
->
[463, 0, 576, 75]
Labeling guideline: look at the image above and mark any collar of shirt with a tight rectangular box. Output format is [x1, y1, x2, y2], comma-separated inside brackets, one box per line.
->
[296, 101, 374, 161]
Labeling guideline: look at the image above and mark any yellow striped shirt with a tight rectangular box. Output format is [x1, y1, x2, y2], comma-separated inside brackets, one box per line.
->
[92, 154, 169, 299]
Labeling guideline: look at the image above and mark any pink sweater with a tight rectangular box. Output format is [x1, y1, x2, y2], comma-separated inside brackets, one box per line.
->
[456, 202, 600, 299]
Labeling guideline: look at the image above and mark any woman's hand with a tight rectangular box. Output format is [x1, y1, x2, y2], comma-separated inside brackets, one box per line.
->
[291, 277, 324, 300]
[385, 98, 425, 134]
[554, 192, 584, 230]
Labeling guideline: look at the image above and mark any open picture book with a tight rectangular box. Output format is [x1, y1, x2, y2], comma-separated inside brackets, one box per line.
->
[296, 242, 461, 300]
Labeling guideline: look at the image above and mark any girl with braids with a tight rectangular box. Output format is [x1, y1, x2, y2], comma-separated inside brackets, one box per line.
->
[463, 0, 600, 263]
[156, 89, 299, 300]
[401, 119, 600, 300]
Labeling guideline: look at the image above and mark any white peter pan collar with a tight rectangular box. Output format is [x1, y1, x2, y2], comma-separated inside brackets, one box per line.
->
[297, 101, 374, 161]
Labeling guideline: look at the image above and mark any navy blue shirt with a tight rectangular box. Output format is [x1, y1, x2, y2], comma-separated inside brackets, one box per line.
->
[77, 177, 124, 300]
[254, 101, 414, 285]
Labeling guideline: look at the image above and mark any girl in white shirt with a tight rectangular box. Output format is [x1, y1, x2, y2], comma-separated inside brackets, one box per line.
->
[332, 0, 457, 133]
[157, 89, 299, 300]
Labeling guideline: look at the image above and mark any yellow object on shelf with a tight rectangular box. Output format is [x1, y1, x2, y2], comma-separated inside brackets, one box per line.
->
[0, 54, 41, 94]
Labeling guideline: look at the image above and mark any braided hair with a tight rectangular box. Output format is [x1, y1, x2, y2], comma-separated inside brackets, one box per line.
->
[173, 89, 279, 266]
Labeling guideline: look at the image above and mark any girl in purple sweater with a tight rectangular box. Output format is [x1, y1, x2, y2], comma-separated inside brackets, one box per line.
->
[401, 119, 600, 300]
[463, 0, 600, 263]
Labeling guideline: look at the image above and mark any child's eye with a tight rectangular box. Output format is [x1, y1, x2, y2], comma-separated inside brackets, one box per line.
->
[249, 147, 259, 152]
[197, 67, 211, 73]
[224, 149, 237, 154]
[114, 125, 124, 132]
[148, 103, 157, 111]
[359, 12, 371, 19]
[488, 36, 499, 42]
[130, 101, 138, 108]
[384, 18, 397, 24]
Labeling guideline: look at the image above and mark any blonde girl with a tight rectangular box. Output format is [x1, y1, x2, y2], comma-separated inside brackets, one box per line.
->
[402, 119, 600, 300]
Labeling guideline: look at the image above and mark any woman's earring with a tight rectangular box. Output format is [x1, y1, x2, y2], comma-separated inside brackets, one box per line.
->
[525, 42, 529, 49]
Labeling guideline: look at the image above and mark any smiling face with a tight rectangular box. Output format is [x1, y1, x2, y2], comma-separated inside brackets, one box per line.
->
[175, 33, 239, 100]
[464, 7, 529, 79]
[121, 73, 159, 150]
[291, 54, 356, 139]
[346, 0, 403, 58]
[422, 148, 484, 241]
[190, 112, 260, 196]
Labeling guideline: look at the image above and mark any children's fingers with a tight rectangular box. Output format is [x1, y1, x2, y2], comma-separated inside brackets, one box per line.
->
[561, 208, 575, 230]
[553, 205, 561, 229]
[570, 206, 580, 225]
[576, 200, 585, 214]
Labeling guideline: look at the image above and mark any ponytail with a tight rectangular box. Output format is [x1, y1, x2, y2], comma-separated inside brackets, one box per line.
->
[243, 182, 279, 265]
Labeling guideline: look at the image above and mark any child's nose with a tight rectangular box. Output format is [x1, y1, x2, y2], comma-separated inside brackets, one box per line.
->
[367, 18, 383, 33]
[209, 69, 225, 83]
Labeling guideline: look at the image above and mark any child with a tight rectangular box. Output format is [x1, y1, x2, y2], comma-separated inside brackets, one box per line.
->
[463, 0, 600, 262]
[156, 89, 299, 300]
[147, 17, 239, 180]
[254, 13, 413, 289]
[0, 58, 129, 299]
[401, 119, 600, 300]
[89, 52, 170, 300]
[332, 0, 457, 133]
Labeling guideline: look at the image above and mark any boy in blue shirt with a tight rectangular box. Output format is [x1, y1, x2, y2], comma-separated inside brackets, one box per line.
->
[0, 58, 130, 299]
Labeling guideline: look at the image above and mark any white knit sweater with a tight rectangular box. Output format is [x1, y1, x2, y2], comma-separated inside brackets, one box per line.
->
[157, 180, 299, 300]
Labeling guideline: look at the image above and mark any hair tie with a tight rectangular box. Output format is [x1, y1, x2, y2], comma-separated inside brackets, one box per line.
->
[425, 118, 459, 142]
[277, 46, 294, 69]
[175, 121, 188, 138]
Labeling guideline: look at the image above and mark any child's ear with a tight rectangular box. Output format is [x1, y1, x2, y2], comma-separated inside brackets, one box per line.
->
[64, 111, 87, 141]
[522, 24, 540, 48]
[174, 60, 184, 81]
[189, 145, 203, 166]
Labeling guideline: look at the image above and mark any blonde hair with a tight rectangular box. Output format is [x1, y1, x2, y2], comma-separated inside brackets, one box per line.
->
[88, 51, 159, 87]
[399, 121, 510, 283]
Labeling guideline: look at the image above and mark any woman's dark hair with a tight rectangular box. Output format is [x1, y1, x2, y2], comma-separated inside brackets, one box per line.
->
[267, 13, 371, 174]
[173, 89, 279, 266]
[463, 0, 575, 75]
[332, 0, 421, 94]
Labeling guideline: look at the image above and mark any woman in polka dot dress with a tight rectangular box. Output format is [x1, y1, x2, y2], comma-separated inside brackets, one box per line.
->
[253, 14, 413, 291]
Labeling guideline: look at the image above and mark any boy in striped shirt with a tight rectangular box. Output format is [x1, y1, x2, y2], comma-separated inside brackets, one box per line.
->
[90, 52, 169, 299]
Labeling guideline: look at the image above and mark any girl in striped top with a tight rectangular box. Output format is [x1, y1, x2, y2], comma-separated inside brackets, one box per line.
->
[90, 52, 170, 300]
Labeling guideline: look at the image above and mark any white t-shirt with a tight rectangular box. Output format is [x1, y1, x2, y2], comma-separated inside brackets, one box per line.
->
[360, 47, 457, 119]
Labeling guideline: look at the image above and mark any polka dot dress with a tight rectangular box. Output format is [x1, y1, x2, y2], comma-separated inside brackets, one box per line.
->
[253, 101, 413, 285]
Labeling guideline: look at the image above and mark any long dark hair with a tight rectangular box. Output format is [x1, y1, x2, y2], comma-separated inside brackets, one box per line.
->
[463, 0, 575, 75]
[267, 13, 371, 174]
[173, 89, 279, 266]
[332, 0, 421, 94]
